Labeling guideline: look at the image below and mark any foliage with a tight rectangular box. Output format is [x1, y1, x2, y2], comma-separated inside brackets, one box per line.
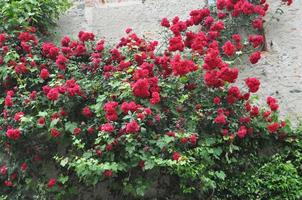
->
[0, 0, 71, 34]
[0, 0, 299, 199]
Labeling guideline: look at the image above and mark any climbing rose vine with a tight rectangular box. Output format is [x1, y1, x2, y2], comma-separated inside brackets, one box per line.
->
[0, 0, 294, 199]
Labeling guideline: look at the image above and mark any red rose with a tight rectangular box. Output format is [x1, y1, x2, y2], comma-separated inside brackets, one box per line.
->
[125, 120, 140, 133]
[20, 163, 28, 171]
[55, 54, 68, 70]
[121, 101, 138, 114]
[172, 152, 181, 161]
[4, 180, 13, 187]
[40, 69, 50, 80]
[73, 128, 81, 136]
[132, 79, 150, 98]
[245, 77, 260, 93]
[181, 137, 188, 144]
[0, 165, 7, 175]
[252, 18, 263, 30]
[38, 117, 45, 126]
[166, 131, 176, 137]
[50, 129, 60, 138]
[267, 122, 279, 133]
[6, 128, 21, 140]
[104, 170, 113, 177]
[47, 178, 56, 188]
[214, 114, 227, 125]
[150, 92, 160, 105]
[213, 97, 221, 105]
[101, 123, 115, 133]
[82, 106, 92, 118]
[189, 134, 198, 145]
[47, 88, 59, 101]
[237, 126, 247, 138]
[161, 18, 170, 27]
[14, 112, 24, 122]
[87, 127, 94, 134]
[249, 51, 261, 64]
[222, 40, 235, 56]
[106, 144, 113, 151]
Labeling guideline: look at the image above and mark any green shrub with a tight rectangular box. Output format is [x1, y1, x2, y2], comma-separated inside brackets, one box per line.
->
[0, 0, 71, 34]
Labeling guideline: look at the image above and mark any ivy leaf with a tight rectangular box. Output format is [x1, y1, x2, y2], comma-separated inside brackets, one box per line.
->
[50, 118, 60, 128]
[144, 160, 155, 170]
[215, 171, 226, 180]
[65, 122, 77, 133]
[58, 175, 69, 184]
[38, 111, 48, 117]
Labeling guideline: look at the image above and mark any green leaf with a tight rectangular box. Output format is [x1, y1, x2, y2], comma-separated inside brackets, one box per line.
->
[60, 157, 69, 167]
[50, 118, 60, 128]
[215, 171, 226, 180]
[65, 121, 77, 133]
[58, 175, 69, 184]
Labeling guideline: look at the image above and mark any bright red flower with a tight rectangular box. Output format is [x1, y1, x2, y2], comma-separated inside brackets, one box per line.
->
[82, 106, 92, 118]
[4, 95, 13, 107]
[6, 128, 21, 140]
[169, 36, 184, 52]
[237, 126, 247, 138]
[121, 101, 138, 114]
[50, 129, 60, 138]
[150, 92, 160, 105]
[252, 18, 263, 30]
[132, 79, 150, 98]
[161, 17, 170, 27]
[47, 178, 56, 188]
[189, 134, 198, 145]
[55, 54, 68, 70]
[249, 51, 261, 64]
[171, 55, 197, 76]
[0, 165, 7, 175]
[104, 101, 119, 121]
[14, 112, 24, 122]
[213, 97, 221, 105]
[78, 31, 95, 42]
[248, 35, 264, 48]
[47, 88, 59, 101]
[245, 77, 260, 93]
[267, 122, 280, 133]
[125, 120, 140, 133]
[101, 123, 115, 133]
[38, 117, 45, 126]
[40, 69, 50, 80]
[222, 40, 235, 56]
[181, 137, 188, 144]
[4, 180, 13, 187]
[172, 152, 181, 161]
[73, 127, 81, 136]
[214, 114, 227, 125]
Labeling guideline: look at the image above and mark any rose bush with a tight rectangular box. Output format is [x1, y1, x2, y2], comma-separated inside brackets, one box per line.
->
[0, 0, 300, 199]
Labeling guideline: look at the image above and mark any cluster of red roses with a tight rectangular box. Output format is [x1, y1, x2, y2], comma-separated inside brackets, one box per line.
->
[0, 0, 293, 194]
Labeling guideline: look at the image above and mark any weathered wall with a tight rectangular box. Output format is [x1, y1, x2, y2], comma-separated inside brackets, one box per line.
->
[55, 0, 205, 44]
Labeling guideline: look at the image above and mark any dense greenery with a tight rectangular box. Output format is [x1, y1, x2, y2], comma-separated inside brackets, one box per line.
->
[0, 0, 71, 34]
